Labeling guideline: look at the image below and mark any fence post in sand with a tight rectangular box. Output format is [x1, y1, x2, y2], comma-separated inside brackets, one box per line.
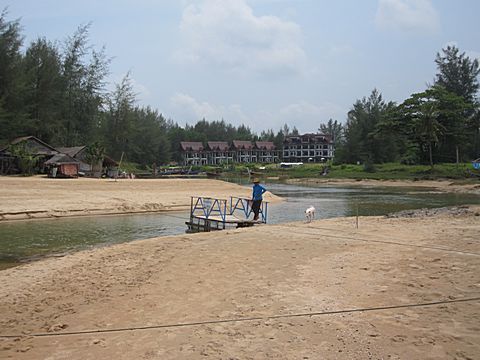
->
[356, 201, 359, 229]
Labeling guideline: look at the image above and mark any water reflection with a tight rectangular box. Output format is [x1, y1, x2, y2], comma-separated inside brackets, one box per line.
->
[0, 212, 188, 269]
[263, 181, 479, 222]
[1, 180, 479, 269]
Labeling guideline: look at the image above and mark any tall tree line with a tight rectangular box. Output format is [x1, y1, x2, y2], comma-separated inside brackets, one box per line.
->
[334, 45, 480, 166]
[0, 12, 268, 166]
[2, 11, 479, 167]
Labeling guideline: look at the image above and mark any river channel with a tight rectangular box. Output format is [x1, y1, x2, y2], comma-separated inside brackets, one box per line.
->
[1, 181, 479, 270]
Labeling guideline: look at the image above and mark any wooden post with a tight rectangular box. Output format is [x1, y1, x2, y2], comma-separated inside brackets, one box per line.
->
[356, 201, 359, 229]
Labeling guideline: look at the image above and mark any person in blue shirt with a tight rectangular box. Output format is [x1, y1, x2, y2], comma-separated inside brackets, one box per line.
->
[251, 178, 267, 221]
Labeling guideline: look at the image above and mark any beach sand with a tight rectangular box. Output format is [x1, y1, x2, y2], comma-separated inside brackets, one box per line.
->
[0, 176, 280, 221]
[0, 177, 479, 359]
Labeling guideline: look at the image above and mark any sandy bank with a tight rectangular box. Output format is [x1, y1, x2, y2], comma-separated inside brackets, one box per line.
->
[287, 177, 480, 194]
[0, 207, 479, 359]
[0, 176, 281, 221]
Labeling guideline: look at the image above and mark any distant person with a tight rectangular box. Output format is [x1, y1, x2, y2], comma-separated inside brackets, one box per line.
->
[251, 178, 267, 221]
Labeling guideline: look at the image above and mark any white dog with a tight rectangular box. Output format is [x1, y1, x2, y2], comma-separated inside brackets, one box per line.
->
[305, 206, 315, 223]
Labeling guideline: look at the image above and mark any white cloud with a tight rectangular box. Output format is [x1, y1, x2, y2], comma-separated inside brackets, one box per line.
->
[329, 45, 355, 57]
[276, 101, 347, 132]
[130, 78, 151, 102]
[375, 0, 440, 34]
[170, 92, 250, 124]
[169, 93, 347, 133]
[174, 0, 307, 77]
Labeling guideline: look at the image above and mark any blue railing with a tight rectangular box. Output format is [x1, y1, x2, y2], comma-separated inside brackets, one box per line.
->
[190, 197, 227, 222]
[229, 196, 268, 223]
[190, 196, 268, 224]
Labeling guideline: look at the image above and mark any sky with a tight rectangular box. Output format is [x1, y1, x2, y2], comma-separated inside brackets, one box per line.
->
[2, 0, 480, 133]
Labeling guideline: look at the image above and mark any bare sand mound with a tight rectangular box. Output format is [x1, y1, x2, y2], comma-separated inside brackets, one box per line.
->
[0, 177, 281, 221]
[1, 207, 479, 359]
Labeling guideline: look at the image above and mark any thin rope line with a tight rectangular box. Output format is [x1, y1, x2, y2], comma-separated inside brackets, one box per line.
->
[273, 225, 480, 256]
[1, 296, 478, 339]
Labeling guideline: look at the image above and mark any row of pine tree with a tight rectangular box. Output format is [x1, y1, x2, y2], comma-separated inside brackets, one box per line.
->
[1, 11, 479, 167]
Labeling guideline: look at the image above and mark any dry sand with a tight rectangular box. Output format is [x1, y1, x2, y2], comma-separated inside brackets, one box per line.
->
[0, 177, 479, 359]
[0, 176, 280, 221]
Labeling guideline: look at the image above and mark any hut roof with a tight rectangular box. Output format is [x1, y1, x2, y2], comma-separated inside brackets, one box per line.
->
[103, 155, 118, 167]
[56, 146, 86, 158]
[57, 146, 118, 167]
[180, 141, 204, 151]
[207, 141, 229, 151]
[0, 136, 59, 155]
[232, 140, 253, 150]
[44, 153, 79, 165]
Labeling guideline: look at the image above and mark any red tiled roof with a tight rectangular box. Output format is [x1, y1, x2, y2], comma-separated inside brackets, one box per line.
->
[255, 141, 275, 150]
[232, 140, 253, 150]
[207, 141, 229, 151]
[180, 142, 204, 151]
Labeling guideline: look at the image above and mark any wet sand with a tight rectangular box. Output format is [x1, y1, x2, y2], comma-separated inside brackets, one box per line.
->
[287, 178, 480, 195]
[0, 205, 479, 359]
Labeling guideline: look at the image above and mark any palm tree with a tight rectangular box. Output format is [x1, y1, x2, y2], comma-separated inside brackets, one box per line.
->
[415, 102, 444, 168]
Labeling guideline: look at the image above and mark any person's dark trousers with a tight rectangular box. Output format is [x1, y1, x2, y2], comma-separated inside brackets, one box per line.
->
[252, 200, 262, 220]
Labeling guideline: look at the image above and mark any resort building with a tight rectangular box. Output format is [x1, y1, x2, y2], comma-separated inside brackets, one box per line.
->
[180, 140, 279, 165]
[255, 141, 279, 163]
[206, 141, 234, 165]
[282, 133, 334, 163]
[180, 142, 208, 165]
[231, 140, 256, 163]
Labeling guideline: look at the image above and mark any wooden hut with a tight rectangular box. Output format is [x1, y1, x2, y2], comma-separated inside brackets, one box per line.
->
[44, 154, 79, 178]
[0, 136, 59, 174]
[56, 146, 118, 177]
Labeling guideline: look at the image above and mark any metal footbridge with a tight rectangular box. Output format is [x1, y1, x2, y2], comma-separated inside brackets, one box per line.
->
[186, 196, 268, 232]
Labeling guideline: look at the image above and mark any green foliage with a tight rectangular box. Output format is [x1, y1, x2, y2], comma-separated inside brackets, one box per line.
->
[339, 89, 398, 164]
[0, 9, 26, 142]
[60, 23, 110, 146]
[318, 118, 343, 143]
[1, 10, 479, 172]
[435, 45, 480, 104]
[363, 159, 376, 173]
[8, 142, 38, 175]
[85, 141, 105, 164]
[22, 37, 64, 143]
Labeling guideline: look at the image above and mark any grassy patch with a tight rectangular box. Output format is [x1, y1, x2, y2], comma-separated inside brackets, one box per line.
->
[216, 162, 480, 181]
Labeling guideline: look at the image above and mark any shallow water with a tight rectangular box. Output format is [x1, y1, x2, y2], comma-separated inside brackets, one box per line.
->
[1, 181, 479, 269]
[265, 182, 480, 222]
[0, 213, 187, 270]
